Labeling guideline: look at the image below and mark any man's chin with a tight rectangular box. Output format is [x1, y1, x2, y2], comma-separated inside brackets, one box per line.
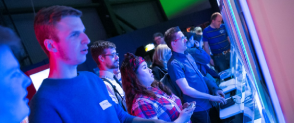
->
[78, 58, 87, 65]
[110, 66, 119, 69]
[15, 104, 30, 123]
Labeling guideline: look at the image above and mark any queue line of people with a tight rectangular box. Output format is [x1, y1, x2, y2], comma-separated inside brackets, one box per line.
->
[0, 5, 231, 123]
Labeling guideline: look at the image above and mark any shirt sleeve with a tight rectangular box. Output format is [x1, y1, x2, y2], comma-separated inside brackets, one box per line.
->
[168, 60, 186, 82]
[202, 30, 209, 42]
[29, 97, 62, 123]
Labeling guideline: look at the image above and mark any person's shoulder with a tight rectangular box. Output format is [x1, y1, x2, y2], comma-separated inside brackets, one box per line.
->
[167, 57, 179, 66]
[30, 85, 55, 104]
[167, 55, 175, 65]
[134, 95, 155, 105]
[78, 71, 106, 89]
[35, 79, 56, 94]
[221, 24, 226, 27]
[170, 57, 183, 65]
[220, 24, 227, 31]
[79, 71, 103, 81]
[79, 71, 97, 77]
[203, 26, 211, 32]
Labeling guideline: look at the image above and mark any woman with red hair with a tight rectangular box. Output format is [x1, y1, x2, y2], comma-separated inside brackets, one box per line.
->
[120, 53, 195, 123]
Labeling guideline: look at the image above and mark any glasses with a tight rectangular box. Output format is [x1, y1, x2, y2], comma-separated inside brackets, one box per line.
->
[173, 36, 187, 42]
[103, 53, 119, 57]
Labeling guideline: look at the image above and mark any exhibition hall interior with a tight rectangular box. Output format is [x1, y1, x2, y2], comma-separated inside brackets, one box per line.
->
[0, 0, 293, 123]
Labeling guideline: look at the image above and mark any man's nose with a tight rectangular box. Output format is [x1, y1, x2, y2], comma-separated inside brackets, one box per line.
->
[21, 72, 32, 88]
[82, 33, 90, 44]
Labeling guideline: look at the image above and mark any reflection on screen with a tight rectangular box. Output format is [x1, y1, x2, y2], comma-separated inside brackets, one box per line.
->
[29, 68, 50, 91]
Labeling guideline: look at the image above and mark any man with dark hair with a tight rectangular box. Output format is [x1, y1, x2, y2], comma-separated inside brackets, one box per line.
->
[0, 26, 31, 123]
[90, 40, 126, 111]
[153, 32, 165, 46]
[30, 5, 173, 123]
[165, 26, 226, 123]
[203, 12, 231, 72]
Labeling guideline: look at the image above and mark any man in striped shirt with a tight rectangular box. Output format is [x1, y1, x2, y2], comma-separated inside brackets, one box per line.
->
[203, 12, 231, 72]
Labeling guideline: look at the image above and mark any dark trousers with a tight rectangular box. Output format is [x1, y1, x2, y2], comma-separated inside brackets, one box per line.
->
[191, 107, 221, 123]
[212, 53, 230, 72]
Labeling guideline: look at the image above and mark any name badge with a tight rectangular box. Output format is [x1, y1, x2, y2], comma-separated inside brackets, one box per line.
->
[99, 100, 112, 110]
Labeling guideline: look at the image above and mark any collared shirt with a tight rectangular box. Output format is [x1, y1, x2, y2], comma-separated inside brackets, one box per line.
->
[99, 70, 125, 104]
[167, 51, 212, 112]
[203, 24, 230, 54]
[131, 87, 182, 122]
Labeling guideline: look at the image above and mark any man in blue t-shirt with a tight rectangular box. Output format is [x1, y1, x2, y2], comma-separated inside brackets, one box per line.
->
[164, 26, 226, 123]
[29, 5, 186, 123]
[203, 12, 231, 72]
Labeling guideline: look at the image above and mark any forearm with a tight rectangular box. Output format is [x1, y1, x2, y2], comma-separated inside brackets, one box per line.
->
[173, 117, 185, 123]
[183, 87, 213, 100]
[227, 37, 231, 44]
[203, 44, 211, 56]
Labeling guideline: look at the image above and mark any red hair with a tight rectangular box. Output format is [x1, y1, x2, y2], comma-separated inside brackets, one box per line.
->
[120, 53, 172, 114]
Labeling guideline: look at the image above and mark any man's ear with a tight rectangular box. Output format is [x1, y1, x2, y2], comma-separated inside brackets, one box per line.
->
[98, 55, 104, 63]
[44, 39, 57, 53]
[171, 41, 176, 48]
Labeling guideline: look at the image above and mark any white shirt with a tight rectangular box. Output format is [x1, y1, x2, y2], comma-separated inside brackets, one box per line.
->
[99, 70, 125, 104]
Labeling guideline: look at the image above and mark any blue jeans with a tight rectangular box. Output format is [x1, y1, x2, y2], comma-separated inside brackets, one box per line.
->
[212, 52, 230, 72]
[191, 109, 211, 123]
[190, 107, 221, 123]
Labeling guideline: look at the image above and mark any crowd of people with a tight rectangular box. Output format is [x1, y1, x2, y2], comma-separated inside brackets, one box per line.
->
[0, 5, 232, 123]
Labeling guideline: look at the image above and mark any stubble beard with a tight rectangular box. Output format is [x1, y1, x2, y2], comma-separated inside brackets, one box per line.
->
[108, 61, 119, 69]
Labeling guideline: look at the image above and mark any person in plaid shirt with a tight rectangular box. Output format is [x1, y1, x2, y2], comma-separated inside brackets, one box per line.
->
[120, 53, 195, 123]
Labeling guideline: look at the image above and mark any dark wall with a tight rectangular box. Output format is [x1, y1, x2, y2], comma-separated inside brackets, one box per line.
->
[77, 8, 214, 72]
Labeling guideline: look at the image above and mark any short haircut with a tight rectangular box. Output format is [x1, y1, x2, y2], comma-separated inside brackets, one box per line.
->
[164, 26, 181, 49]
[153, 32, 164, 38]
[211, 12, 221, 21]
[34, 5, 82, 56]
[90, 40, 116, 65]
[0, 26, 21, 56]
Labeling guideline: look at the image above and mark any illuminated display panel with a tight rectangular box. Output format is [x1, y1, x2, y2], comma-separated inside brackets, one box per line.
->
[159, 0, 210, 19]
[29, 68, 50, 91]
[219, 0, 282, 122]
